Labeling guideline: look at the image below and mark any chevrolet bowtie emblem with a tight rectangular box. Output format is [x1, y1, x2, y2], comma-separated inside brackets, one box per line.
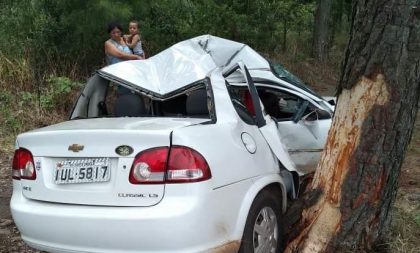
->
[68, 144, 84, 152]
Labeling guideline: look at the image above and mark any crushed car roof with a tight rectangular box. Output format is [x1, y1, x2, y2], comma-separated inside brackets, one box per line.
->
[98, 35, 271, 96]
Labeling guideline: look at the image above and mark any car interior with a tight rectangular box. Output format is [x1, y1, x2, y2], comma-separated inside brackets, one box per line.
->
[225, 83, 331, 124]
[70, 78, 211, 120]
[71, 76, 330, 123]
[257, 87, 331, 121]
[108, 86, 210, 118]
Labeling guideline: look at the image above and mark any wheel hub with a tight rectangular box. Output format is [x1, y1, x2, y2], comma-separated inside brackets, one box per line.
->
[253, 206, 278, 253]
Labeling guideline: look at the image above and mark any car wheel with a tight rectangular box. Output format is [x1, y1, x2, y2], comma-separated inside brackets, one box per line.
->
[239, 190, 282, 253]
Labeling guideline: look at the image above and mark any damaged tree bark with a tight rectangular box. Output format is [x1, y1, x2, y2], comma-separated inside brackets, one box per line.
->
[284, 0, 420, 252]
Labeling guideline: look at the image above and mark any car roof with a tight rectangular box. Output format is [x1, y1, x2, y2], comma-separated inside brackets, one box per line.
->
[98, 34, 323, 101]
[98, 35, 270, 95]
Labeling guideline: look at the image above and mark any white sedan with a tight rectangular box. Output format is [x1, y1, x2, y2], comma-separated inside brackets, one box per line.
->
[10, 35, 334, 253]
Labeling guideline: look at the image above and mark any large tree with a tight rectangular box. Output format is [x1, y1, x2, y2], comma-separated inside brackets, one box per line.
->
[313, 0, 332, 61]
[284, 0, 420, 252]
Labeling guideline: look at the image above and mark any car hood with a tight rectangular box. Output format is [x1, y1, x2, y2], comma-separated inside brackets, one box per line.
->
[98, 35, 271, 97]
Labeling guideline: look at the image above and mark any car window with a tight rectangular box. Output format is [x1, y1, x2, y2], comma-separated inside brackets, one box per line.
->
[257, 88, 331, 121]
[268, 61, 323, 100]
[225, 82, 256, 125]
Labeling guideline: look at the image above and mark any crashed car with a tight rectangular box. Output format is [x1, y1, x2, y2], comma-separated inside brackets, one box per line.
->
[10, 35, 334, 253]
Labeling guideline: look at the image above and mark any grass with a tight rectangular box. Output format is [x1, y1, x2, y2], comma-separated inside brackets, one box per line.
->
[385, 195, 420, 253]
[380, 109, 420, 253]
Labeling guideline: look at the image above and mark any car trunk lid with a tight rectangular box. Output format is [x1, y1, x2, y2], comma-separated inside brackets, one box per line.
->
[16, 117, 207, 207]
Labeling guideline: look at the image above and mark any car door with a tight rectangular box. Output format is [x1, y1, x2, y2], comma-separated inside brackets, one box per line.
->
[257, 85, 332, 173]
[224, 62, 299, 174]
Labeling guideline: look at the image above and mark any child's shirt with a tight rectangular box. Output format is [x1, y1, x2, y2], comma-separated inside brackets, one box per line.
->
[131, 35, 144, 57]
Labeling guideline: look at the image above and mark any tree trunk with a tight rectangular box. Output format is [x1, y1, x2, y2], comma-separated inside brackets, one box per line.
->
[313, 0, 332, 62]
[330, 0, 344, 46]
[282, 19, 288, 52]
[284, 0, 420, 252]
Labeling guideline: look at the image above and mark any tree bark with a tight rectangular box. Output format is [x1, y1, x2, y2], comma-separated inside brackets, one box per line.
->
[284, 0, 420, 252]
[313, 0, 332, 62]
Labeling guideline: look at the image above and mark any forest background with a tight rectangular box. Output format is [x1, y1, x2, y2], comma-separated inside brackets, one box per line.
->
[0, 1, 418, 252]
[0, 0, 352, 135]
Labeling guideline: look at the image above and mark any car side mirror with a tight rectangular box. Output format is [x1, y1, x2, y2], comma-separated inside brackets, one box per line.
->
[293, 100, 309, 123]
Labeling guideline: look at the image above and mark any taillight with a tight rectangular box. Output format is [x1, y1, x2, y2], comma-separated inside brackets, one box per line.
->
[12, 148, 36, 180]
[166, 146, 211, 183]
[129, 146, 211, 184]
[129, 147, 169, 184]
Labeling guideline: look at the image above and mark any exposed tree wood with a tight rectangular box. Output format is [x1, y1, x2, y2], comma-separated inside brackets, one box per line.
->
[284, 0, 420, 252]
[313, 0, 332, 61]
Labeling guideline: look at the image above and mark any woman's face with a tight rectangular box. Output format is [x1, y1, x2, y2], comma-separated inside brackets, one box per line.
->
[110, 27, 122, 41]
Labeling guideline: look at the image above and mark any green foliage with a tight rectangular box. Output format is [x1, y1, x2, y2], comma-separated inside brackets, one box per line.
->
[41, 75, 82, 110]
[0, 74, 81, 135]
[0, 90, 25, 135]
[415, 212, 420, 226]
[0, 0, 352, 68]
[0, 0, 328, 69]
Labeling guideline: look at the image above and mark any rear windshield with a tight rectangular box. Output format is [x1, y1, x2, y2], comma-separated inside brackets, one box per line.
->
[70, 78, 214, 120]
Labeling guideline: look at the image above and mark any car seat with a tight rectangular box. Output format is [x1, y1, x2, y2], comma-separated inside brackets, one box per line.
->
[186, 89, 209, 118]
[113, 93, 146, 117]
[259, 92, 280, 117]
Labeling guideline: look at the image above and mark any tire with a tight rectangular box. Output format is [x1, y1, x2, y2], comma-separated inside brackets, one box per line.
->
[239, 190, 283, 253]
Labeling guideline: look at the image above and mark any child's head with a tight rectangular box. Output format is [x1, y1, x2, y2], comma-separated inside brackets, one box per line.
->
[128, 20, 139, 35]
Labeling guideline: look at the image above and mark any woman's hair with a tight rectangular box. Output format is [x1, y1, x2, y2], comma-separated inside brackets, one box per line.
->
[107, 21, 123, 33]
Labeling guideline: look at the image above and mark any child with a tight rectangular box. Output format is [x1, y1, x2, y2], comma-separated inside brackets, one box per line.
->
[124, 20, 145, 59]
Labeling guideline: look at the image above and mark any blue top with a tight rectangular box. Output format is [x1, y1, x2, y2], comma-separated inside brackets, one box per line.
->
[106, 39, 133, 94]
[106, 39, 132, 65]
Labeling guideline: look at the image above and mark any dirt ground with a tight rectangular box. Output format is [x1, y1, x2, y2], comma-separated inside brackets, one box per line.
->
[0, 93, 418, 252]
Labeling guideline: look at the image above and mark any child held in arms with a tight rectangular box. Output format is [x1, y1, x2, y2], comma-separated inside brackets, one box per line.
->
[124, 20, 145, 59]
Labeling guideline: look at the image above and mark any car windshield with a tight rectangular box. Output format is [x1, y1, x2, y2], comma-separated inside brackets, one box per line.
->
[269, 61, 321, 98]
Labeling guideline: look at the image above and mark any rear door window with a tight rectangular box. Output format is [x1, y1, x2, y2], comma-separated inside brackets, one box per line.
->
[225, 83, 256, 125]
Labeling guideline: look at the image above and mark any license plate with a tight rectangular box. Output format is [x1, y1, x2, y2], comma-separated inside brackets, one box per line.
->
[54, 158, 111, 184]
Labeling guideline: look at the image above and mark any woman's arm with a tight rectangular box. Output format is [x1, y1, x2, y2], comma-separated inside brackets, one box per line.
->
[126, 34, 140, 49]
[104, 41, 141, 60]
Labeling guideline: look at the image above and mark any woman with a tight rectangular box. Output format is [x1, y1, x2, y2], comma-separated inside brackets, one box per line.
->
[105, 21, 141, 65]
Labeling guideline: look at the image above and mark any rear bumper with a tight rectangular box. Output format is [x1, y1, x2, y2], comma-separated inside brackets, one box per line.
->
[11, 181, 248, 253]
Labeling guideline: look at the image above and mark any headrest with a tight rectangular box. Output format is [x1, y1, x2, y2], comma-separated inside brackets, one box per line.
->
[186, 89, 209, 116]
[259, 92, 280, 116]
